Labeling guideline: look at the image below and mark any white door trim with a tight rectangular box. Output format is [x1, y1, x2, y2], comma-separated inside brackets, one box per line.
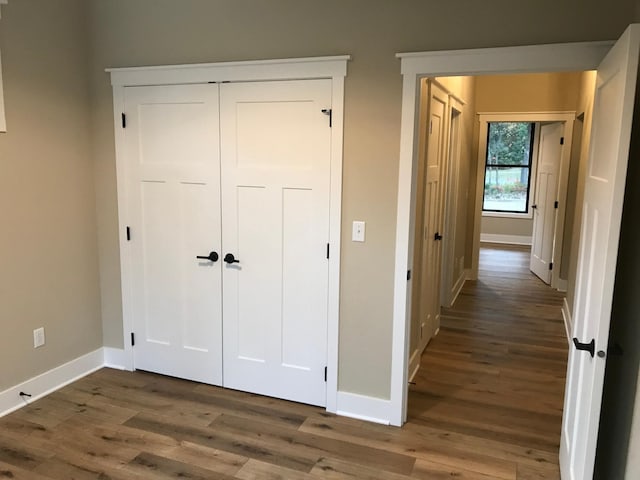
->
[0, 0, 8, 132]
[108, 55, 349, 414]
[391, 41, 612, 426]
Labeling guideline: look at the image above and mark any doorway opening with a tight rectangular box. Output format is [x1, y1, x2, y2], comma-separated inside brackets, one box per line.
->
[392, 29, 640, 480]
[406, 71, 592, 392]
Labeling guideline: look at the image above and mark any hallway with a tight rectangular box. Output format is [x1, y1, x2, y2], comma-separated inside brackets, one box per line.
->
[408, 243, 567, 478]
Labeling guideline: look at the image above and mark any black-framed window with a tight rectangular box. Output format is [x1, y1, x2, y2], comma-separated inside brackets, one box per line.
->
[483, 122, 535, 214]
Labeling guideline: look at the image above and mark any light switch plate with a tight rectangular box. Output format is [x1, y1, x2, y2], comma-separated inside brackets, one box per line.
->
[352, 221, 366, 242]
[33, 327, 45, 348]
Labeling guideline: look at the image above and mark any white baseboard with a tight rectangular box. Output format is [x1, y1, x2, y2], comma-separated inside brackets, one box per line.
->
[103, 347, 128, 370]
[2, 347, 394, 427]
[408, 347, 422, 383]
[562, 297, 572, 344]
[0, 348, 104, 418]
[480, 233, 532, 245]
[450, 271, 466, 306]
[464, 268, 476, 281]
[556, 278, 568, 292]
[336, 391, 391, 425]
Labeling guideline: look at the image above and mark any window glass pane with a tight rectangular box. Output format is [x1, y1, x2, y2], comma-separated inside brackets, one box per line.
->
[487, 122, 533, 166]
[483, 166, 529, 213]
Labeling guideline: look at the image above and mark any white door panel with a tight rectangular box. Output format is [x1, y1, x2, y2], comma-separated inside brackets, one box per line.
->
[419, 83, 447, 344]
[220, 79, 331, 407]
[125, 84, 223, 385]
[530, 122, 563, 284]
[560, 24, 640, 480]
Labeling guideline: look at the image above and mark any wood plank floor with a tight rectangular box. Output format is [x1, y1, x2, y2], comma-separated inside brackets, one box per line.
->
[0, 244, 568, 479]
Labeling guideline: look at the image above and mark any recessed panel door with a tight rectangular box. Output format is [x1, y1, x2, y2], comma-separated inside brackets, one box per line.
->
[559, 24, 640, 480]
[530, 122, 563, 284]
[419, 83, 448, 343]
[220, 80, 332, 406]
[125, 84, 223, 385]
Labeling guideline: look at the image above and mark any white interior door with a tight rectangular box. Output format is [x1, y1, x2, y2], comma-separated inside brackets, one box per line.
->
[125, 84, 223, 385]
[530, 122, 563, 284]
[441, 102, 462, 307]
[560, 24, 640, 480]
[220, 79, 332, 407]
[419, 83, 447, 342]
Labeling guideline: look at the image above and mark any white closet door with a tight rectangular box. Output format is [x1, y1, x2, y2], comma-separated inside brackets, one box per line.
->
[125, 84, 223, 385]
[220, 79, 332, 406]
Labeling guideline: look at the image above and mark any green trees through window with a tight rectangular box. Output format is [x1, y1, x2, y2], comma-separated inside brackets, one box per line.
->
[483, 122, 535, 214]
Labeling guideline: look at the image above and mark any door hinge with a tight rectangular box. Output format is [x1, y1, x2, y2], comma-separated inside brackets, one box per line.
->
[560, 137, 564, 145]
[324, 366, 327, 382]
[430, 119, 433, 134]
[321, 109, 333, 127]
[407, 269, 412, 281]
[121, 113, 127, 129]
[549, 262, 553, 271]
[326, 243, 330, 259]
[126, 226, 131, 241]
[130, 332, 135, 346]
[554, 201, 559, 209]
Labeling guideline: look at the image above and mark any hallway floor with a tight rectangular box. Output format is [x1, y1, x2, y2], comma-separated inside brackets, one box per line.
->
[408, 242, 567, 478]
[0, 244, 567, 479]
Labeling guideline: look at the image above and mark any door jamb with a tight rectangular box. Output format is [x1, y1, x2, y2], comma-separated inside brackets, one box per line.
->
[473, 112, 576, 288]
[391, 41, 612, 426]
[107, 55, 350, 414]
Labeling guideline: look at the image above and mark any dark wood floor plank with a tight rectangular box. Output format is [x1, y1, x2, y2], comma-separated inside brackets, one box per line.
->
[0, 460, 54, 480]
[124, 451, 235, 479]
[310, 456, 413, 479]
[210, 413, 416, 475]
[124, 411, 317, 472]
[162, 441, 248, 476]
[236, 458, 319, 480]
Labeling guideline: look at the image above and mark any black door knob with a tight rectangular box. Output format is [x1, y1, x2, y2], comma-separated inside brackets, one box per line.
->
[434, 232, 443, 241]
[572, 337, 595, 358]
[224, 253, 240, 264]
[531, 204, 538, 209]
[196, 251, 219, 262]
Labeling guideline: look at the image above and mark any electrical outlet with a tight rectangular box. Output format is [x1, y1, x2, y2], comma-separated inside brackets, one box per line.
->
[33, 327, 45, 348]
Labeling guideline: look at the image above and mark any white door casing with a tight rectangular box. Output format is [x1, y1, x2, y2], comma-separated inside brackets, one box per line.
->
[560, 25, 640, 480]
[109, 56, 347, 414]
[124, 84, 223, 385]
[530, 122, 564, 284]
[395, 42, 613, 426]
[220, 79, 332, 407]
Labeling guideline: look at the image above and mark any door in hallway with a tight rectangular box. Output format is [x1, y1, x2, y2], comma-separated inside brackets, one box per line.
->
[419, 82, 448, 343]
[560, 24, 640, 480]
[530, 122, 563, 284]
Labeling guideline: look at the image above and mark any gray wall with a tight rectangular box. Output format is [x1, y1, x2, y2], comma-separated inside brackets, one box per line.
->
[0, 0, 102, 391]
[89, 0, 637, 400]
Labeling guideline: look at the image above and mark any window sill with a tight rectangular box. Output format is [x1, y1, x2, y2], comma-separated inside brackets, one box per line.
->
[482, 211, 533, 220]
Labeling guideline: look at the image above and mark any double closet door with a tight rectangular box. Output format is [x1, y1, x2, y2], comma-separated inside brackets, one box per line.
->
[124, 79, 332, 407]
